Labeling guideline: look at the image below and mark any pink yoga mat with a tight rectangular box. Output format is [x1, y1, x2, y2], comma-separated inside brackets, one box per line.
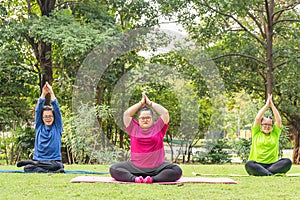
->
[70, 176, 237, 184]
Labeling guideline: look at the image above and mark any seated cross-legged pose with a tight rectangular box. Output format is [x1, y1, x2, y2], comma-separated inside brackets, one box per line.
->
[245, 94, 292, 176]
[109, 92, 182, 183]
[17, 82, 64, 173]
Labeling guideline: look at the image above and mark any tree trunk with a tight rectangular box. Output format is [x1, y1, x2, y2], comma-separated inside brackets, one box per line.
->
[119, 130, 124, 149]
[39, 41, 53, 104]
[265, 0, 275, 97]
[37, 0, 56, 17]
[24, 0, 56, 103]
[264, 0, 300, 165]
[293, 132, 300, 164]
[37, 0, 56, 103]
[119, 61, 126, 149]
[187, 144, 193, 163]
[290, 116, 300, 164]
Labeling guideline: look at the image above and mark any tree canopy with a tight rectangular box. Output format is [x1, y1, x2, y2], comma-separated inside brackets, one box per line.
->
[0, 0, 299, 164]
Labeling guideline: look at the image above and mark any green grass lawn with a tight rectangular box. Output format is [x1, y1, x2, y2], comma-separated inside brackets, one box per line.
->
[0, 164, 300, 200]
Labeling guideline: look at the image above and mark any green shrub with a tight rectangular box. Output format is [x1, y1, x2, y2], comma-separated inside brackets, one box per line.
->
[192, 139, 231, 164]
[231, 138, 251, 163]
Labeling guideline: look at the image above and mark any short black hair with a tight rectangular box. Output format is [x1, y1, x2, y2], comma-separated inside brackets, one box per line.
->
[42, 105, 54, 117]
[43, 105, 53, 111]
[261, 116, 273, 123]
[138, 106, 154, 117]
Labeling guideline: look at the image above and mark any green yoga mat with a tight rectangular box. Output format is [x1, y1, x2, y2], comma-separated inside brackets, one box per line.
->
[0, 169, 108, 174]
[192, 172, 300, 177]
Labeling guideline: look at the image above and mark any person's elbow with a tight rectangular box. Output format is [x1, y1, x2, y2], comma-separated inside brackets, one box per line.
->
[162, 110, 169, 124]
[275, 120, 282, 128]
[123, 111, 130, 119]
[254, 117, 261, 126]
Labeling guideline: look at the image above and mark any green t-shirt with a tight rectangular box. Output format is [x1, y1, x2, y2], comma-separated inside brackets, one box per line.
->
[248, 124, 281, 164]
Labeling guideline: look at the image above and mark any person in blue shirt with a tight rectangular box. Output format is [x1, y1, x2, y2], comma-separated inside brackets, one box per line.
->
[17, 82, 64, 173]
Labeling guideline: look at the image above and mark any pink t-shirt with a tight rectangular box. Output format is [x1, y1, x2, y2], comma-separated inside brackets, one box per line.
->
[126, 117, 168, 168]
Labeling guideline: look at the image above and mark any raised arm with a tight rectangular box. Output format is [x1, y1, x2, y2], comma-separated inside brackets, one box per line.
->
[48, 83, 63, 130]
[44, 82, 56, 100]
[254, 95, 270, 126]
[144, 92, 169, 124]
[35, 99, 45, 128]
[123, 93, 145, 128]
[268, 94, 281, 128]
[35, 82, 51, 126]
[40, 82, 56, 100]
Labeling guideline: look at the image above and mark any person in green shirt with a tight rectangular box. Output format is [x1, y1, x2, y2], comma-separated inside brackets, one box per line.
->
[245, 94, 292, 176]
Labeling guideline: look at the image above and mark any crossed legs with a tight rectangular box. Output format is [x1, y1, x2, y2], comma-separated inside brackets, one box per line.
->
[109, 161, 182, 182]
[17, 160, 64, 173]
[245, 158, 292, 176]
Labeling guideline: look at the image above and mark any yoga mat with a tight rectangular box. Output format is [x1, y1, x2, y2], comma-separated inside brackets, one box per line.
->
[0, 170, 24, 173]
[274, 173, 300, 177]
[192, 172, 248, 177]
[0, 169, 108, 174]
[70, 176, 238, 184]
[192, 172, 300, 177]
[65, 170, 108, 174]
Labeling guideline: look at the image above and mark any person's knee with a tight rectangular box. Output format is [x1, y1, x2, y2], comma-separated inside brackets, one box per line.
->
[24, 164, 35, 172]
[281, 158, 292, 168]
[245, 160, 259, 175]
[245, 160, 256, 168]
[283, 158, 292, 165]
[51, 161, 64, 170]
[173, 165, 183, 178]
[109, 164, 118, 176]
[24, 165, 47, 173]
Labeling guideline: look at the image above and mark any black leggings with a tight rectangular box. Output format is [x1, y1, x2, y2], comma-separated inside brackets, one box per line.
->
[109, 161, 182, 182]
[245, 158, 292, 176]
[17, 160, 64, 173]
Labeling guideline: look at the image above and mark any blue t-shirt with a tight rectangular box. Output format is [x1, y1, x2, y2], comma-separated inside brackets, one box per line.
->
[33, 98, 63, 161]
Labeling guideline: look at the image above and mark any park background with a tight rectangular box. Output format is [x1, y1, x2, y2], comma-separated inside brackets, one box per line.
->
[0, 0, 299, 170]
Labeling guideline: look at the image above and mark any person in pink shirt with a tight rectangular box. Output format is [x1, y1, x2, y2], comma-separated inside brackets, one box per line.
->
[109, 92, 182, 183]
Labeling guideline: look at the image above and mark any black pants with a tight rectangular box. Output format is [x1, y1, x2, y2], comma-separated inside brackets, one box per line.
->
[17, 160, 64, 173]
[109, 161, 182, 182]
[245, 158, 292, 176]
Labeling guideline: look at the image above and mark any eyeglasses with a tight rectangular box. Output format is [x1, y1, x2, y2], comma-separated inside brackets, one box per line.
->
[43, 115, 54, 119]
[138, 116, 152, 121]
[261, 124, 273, 127]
